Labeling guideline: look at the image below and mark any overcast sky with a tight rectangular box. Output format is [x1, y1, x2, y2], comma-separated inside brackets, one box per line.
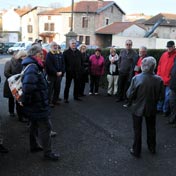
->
[1, 0, 176, 15]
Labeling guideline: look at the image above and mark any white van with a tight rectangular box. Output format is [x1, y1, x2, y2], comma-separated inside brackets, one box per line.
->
[8, 41, 32, 54]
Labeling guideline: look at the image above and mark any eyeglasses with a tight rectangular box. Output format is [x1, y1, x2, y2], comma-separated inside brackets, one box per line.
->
[126, 43, 132, 46]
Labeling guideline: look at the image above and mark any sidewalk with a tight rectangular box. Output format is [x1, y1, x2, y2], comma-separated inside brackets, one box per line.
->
[0, 59, 176, 176]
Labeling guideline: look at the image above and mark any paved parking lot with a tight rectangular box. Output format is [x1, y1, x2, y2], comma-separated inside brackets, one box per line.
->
[0, 55, 176, 176]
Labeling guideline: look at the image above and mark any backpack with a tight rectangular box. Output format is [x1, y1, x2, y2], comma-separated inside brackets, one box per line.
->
[7, 64, 34, 103]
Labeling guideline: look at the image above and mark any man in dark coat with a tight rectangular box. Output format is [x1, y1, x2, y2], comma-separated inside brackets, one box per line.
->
[127, 56, 164, 158]
[63, 38, 83, 103]
[46, 41, 65, 107]
[116, 40, 138, 107]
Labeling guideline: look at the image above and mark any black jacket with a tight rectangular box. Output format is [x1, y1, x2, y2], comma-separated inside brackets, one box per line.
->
[21, 57, 50, 120]
[63, 48, 83, 76]
[127, 72, 164, 117]
[45, 51, 65, 77]
[169, 60, 176, 92]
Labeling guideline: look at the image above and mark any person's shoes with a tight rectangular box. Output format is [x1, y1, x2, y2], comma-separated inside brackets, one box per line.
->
[19, 118, 28, 123]
[130, 148, 140, 158]
[49, 103, 55, 108]
[123, 102, 131, 108]
[0, 144, 9, 153]
[58, 98, 62, 101]
[64, 99, 69, 103]
[54, 101, 60, 105]
[148, 147, 156, 154]
[107, 93, 111, 96]
[74, 97, 82, 101]
[89, 92, 93, 95]
[44, 152, 60, 161]
[30, 146, 43, 153]
[9, 113, 15, 117]
[94, 92, 99, 95]
[162, 112, 170, 117]
[50, 131, 57, 137]
[116, 98, 123, 102]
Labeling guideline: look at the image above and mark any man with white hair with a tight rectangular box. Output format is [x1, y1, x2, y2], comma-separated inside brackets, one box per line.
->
[63, 38, 83, 103]
[127, 56, 164, 158]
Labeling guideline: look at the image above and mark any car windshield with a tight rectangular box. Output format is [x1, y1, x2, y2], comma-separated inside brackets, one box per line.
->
[13, 43, 23, 47]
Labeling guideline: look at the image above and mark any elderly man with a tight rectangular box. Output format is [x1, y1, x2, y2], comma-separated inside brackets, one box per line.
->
[116, 40, 138, 107]
[63, 38, 83, 103]
[134, 46, 148, 75]
[127, 56, 164, 158]
[46, 41, 65, 107]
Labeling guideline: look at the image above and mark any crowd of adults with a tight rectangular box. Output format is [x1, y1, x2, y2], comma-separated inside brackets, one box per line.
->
[0, 38, 176, 160]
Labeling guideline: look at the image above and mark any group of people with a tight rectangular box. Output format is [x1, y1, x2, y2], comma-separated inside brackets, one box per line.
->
[0, 38, 176, 160]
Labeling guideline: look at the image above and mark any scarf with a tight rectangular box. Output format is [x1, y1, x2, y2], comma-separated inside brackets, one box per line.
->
[109, 54, 119, 74]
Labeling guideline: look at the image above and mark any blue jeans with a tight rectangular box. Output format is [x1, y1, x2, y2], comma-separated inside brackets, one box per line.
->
[157, 86, 170, 113]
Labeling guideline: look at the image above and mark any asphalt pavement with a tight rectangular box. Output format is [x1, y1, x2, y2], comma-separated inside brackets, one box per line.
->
[0, 55, 176, 176]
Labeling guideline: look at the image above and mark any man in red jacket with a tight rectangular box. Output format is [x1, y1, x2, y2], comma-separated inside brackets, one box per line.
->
[157, 41, 176, 116]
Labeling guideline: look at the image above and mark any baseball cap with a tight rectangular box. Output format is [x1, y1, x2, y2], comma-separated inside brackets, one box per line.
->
[166, 41, 175, 47]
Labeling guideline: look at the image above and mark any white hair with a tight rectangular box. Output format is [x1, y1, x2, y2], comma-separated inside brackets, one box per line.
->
[141, 56, 156, 73]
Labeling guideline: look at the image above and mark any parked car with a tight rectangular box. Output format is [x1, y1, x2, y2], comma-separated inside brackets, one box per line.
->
[0, 43, 5, 54]
[8, 41, 32, 54]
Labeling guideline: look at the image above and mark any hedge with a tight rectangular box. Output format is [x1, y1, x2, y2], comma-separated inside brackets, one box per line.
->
[87, 48, 166, 89]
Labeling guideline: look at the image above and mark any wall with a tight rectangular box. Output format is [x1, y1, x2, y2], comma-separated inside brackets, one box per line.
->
[112, 36, 176, 49]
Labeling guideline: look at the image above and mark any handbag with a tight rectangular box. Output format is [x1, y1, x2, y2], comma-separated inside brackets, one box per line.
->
[7, 64, 34, 102]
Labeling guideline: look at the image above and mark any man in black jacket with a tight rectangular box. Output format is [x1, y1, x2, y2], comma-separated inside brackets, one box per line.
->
[46, 41, 65, 107]
[127, 56, 164, 158]
[63, 39, 83, 103]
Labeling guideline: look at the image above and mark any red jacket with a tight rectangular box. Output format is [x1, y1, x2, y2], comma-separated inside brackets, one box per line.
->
[89, 54, 105, 76]
[157, 50, 176, 85]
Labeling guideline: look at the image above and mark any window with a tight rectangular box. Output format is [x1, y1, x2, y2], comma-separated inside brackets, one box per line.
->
[105, 18, 109, 25]
[50, 23, 55, 31]
[27, 25, 33, 33]
[44, 23, 49, 31]
[85, 36, 90, 45]
[82, 17, 88, 28]
[44, 23, 55, 31]
[79, 36, 83, 43]
[28, 37, 33, 41]
[48, 16, 51, 20]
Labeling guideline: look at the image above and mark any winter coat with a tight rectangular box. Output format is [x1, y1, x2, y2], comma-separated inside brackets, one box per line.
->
[89, 54, 105, 76]
[118, 49, 138, 80]
[127, 72, 164, 117]
[157, 50, 176, 86]
[63, 48, 83, 77]
[21, 56, 50, 120]
[45, 51, 65, 77]
[105, 54, 119, 75]
[3, 57, 23, 98]
[80, 52, 89, 82]
[169, 59, 176, 92]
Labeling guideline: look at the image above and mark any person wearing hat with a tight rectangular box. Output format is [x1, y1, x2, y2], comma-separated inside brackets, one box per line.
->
[89, 48, 105, 95]
[157, 40, 176, 117]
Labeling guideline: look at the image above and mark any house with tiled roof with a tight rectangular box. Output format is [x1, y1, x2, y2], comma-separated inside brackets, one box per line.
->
[95, 22, 146, 46]
[37, 0, 125, 46]
[1, 8, 30, 42]
[21, 6, 53, 42]
[143, 13, 176, 39]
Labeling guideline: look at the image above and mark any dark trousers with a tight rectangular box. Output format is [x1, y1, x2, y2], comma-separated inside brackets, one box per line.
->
[48, 76, 62, 104]
[9, 97, 24, 119]
[30, 119, 52, 154]
[8, 97, 15, 114]
[64, 72, 80, 100]
[90, 75, 100, 93]
[132, 114, 156, 156]
[117, 73, 130, 100]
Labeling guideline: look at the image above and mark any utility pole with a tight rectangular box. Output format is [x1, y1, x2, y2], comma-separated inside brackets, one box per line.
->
[65, 0, 77, 48]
